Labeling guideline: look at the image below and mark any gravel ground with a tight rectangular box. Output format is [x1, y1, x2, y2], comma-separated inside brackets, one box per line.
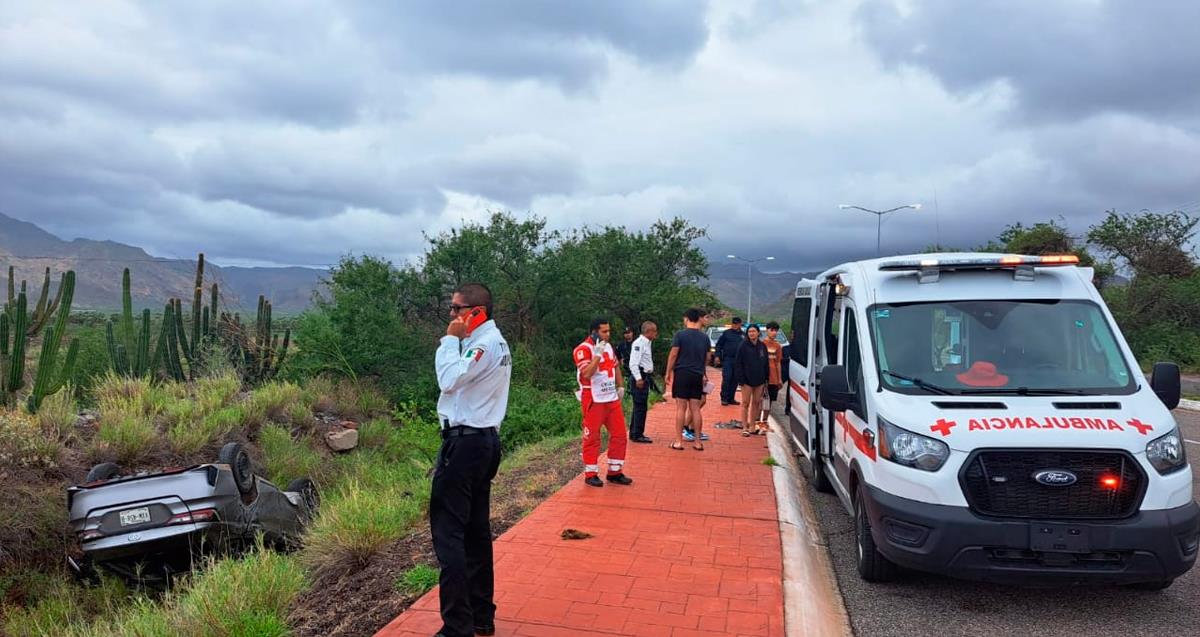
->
[802, 407, 1200, 637]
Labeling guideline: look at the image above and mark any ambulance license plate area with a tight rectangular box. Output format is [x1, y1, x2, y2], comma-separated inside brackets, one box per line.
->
[1029, 522, 1090, 553]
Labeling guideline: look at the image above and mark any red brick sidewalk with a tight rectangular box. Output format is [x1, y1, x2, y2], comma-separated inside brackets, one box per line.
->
[376, 370, 785, 637]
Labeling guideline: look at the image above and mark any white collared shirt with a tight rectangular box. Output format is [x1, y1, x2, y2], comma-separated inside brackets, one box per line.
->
[436, 320, 512, 429]
[629, 334, 654, 381]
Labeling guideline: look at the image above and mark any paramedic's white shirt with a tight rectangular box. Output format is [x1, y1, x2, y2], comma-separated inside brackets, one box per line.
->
[574, 340, 620, 403]
[436, 320, 512, 429]
[629, 335, 653, 381]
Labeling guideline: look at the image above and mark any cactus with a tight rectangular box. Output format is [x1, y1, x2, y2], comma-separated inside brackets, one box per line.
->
[27, 271, 77, 412]
[2, 292, 28, 406]
[6, 266, 70, 337]
[217, 296, 290, 385]
[105, 269, 160, 379]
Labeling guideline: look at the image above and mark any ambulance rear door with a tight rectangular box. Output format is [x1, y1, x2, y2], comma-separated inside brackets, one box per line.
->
[787, 281, 817, 454]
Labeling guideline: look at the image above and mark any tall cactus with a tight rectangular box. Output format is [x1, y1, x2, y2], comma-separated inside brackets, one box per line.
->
[217, 295, 290, 385]
[6, 266, 69, 337]
[106, 269, 158, 378]
[167, 254, 220, 380]
[2, 292, 28, 407]
[28, 271, 77, 412]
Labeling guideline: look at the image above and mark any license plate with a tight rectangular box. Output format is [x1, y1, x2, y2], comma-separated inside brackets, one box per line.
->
[119, 507, 151, 527]
[1030, 522, 1090, 553]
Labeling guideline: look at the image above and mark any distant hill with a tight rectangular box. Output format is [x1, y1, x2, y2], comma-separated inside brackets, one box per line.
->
[704, 262, 820, 322]
[0, 213, 323, 313]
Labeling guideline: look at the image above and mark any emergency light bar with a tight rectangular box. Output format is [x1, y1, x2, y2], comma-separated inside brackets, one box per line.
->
[878, 254, 1080, 283]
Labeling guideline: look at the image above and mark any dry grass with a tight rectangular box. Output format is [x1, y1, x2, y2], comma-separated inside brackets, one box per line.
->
[35, 386, 78, 442]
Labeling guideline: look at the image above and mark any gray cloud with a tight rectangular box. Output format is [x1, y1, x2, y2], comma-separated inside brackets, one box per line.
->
[857, 0, 1200, 122]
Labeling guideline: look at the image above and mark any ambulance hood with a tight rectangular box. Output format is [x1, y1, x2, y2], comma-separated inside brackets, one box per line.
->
[873, 392, 1177, 453]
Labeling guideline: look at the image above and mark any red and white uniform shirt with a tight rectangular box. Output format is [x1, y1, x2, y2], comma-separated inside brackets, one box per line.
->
[574, 339, 620, 403]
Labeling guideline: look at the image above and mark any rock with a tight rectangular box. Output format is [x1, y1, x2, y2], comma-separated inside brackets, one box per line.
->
[325, 428, 359, 452]
[560, 528, 593, 540]
[339, 420, 359, 430]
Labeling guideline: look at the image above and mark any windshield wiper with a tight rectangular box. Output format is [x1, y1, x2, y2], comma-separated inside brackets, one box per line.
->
[957, 387, 1091, 396]
[881, 370, 957, 395]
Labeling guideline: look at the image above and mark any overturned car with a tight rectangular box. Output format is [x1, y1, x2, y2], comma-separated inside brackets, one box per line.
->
[67, 442, 318, 586]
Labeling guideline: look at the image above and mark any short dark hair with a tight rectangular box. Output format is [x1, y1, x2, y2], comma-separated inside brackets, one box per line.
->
[766, 321, 780, 330]
[684, 308, 703, 323]
[455, 282, 493, 316]
[641, 320, 656, 334]
[589, 317, 609, 332]
[623, 326, 634, 334]
[699, 308, 709, 316]
[731, 317, 743, 324]
[746, 324, 761, 335]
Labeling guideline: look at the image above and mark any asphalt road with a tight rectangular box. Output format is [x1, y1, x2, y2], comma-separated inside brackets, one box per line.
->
[802, 407, 1200, 637]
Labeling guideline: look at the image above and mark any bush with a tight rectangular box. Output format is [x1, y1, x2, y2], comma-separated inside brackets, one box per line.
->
[258, 424, 323, 487]
[0, 411, 61, 475]
[169, 405, 243, 455]
[94, 412, 158, 464]
[36, 386, 78, 442]
[67, 325, 111, 405]
[300, 478, 425, 574]
[194, 371, 241, 413]
[248, 381, 306, 423]
[499, 384, 581, 452]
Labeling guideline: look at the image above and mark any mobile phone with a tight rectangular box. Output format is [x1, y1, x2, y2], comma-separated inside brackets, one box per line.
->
[464, 307, 488, 333]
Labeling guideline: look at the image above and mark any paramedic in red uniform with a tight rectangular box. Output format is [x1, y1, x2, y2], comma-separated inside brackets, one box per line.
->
[574, 318, 634, 487]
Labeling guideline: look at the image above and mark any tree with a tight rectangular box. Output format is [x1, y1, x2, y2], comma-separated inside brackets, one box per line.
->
[1087, 210, 1197, 278]
[997, 219, 1115, 285]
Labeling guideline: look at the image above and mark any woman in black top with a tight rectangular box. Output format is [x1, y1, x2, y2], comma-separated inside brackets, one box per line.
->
[734, 324, 769, 436]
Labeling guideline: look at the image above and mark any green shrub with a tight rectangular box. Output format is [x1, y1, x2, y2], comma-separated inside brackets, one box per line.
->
[94, 412, 158, 464]
[249, 381, 306, 423]
[301, 479, 424, 574]
[169, 405, 243, 455]
[499, 384, 580, 452]
[194, 371, 241, 413]
[36, 386, 78, 442]
[0, 410, 61, 474]
[68, 325, 112, 405]
[394, 564, 439, 596]
[258, 424, 323, 486]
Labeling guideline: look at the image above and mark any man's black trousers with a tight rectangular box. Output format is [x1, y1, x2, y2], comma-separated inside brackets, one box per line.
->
[430, 427, 502, 637]
[629, 379, 650, 439]
[721, 356, 737, 404]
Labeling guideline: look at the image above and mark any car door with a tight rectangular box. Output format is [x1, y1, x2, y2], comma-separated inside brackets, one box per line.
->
[787, 289, 816, 453]
[832, 301, 870, 489]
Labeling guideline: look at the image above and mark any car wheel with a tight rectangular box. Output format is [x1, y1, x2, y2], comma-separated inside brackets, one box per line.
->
[286, 477, 320, 518]
[854, 484, 897, 582]
[85, 462, 121, 483]
[218, 442, 255, 495]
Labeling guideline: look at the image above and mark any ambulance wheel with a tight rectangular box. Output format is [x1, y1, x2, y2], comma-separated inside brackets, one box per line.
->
[854, 485, 897, 582]
[1126, 579, 1174, 591]
[808, 453, 834, 494]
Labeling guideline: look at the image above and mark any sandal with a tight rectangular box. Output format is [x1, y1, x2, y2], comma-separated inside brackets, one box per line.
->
[693, 443, 705, 451]
[741, 431, 752, 437]
[669, 442, 686, 451]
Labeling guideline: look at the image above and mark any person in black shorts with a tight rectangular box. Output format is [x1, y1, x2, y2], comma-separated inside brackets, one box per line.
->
[665, 307, 710, 451]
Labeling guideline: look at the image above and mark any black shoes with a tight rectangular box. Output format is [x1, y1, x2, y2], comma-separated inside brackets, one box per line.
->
[606, 473, 633, 485]
[475, 625, 496, 636]
[631, 435, 653, 443]
[584, 475, 604, 487]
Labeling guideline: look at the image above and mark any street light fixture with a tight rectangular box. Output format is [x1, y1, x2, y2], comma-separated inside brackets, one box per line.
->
[838, 203, 923, 256]
[727, 254, 774, 325]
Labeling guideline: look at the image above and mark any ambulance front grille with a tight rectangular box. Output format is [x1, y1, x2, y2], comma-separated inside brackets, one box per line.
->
[960, 449, 1145, 519]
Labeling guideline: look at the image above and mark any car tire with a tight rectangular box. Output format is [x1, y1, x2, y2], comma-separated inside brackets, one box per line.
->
[854, 484, 898, 582]
[218, 442, 255, 495]
[85, 462, 121, 483]
[807, 452, 834, 494]
[286, 477, 320, 519]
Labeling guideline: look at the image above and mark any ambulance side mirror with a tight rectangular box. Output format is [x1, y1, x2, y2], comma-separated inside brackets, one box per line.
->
[819, 365, 860, 414]
[1150, 362, 1181, 410]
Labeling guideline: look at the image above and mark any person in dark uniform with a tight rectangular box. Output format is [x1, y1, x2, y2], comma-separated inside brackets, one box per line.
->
[714, 317, 745, 407]
[615, 326, 635, 372]
[432, 283, 512, 637]
[627, 321, 658, 443]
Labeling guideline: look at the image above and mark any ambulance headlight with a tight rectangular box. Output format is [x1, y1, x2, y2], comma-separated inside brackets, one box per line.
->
[1146, 428, 1186, 475]
[878, 417, 949, 472]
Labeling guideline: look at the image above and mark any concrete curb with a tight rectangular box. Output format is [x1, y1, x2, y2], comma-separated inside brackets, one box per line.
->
[1178, 398, 1200, 412]
[766, 414, 853, 637]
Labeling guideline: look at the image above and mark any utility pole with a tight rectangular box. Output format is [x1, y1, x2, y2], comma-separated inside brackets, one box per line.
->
[838, 203, 923, 256]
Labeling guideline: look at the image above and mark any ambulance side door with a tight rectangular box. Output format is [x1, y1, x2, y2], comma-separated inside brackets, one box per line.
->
[832, 300, 870, 490]
[787, 290, 816, 454]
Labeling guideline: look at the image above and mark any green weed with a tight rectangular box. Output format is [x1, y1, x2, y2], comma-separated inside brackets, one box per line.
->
[258, 424, 323, 486]
[35, 386, 78, 442]
[394, 564, 439, 596]
[762, 456, 779, 467]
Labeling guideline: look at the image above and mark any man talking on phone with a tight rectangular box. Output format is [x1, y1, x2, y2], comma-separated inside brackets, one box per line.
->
[573, 318, 633, 487]
[432, 283, 511, 637]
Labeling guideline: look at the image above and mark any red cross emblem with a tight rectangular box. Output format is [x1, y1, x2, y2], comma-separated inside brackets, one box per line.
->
[597, 351, 617, 378]
[1126, 418, 1153, 435]
[930, 418, 957, 437]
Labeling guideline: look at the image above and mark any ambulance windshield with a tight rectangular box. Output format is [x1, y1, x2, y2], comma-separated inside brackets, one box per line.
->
[869, 300, 1135, 396]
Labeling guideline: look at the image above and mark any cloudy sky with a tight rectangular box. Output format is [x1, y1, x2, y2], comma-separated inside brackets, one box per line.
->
[2, 0, 1198, 271]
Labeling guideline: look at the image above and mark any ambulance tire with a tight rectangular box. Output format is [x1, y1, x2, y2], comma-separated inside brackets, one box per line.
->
[854, 485, 898, 582]
[808, 453, 834, 494]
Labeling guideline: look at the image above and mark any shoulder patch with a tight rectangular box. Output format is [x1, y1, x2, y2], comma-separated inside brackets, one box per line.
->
[463, 347, 485, 362]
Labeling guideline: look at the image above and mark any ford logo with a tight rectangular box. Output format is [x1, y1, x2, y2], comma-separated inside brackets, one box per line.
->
[1033, 469, 1078, 486]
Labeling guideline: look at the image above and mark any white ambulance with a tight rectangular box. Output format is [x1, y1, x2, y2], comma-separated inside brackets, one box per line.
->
[785, 253, 1198, 587]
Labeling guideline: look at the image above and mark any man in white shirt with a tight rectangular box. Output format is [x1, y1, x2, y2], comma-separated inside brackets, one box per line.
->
[574, 318, 633, 487]
[628, 321, 658, 444]
[432, 283, 511, 637]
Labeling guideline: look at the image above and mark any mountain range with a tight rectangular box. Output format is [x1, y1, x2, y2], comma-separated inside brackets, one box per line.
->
[704, 262, 820, 322]
[0, 213, 324, 313]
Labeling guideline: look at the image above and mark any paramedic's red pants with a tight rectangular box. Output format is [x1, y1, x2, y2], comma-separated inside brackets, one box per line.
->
[581, 392, 628, 477]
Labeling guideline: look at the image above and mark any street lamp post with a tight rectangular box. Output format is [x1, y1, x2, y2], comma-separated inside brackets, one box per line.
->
[838, 203, 922, 256]
[727, 254, 774, 325]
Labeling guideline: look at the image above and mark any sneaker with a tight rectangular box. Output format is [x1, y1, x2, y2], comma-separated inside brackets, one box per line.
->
[584, 476, 603, 487]
[682, 430, 695, 442]
[606, 473, 633, 485]
[699, 432, 710, 441]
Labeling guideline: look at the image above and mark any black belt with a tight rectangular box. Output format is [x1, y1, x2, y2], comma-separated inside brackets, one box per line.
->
[441, 422, 497, 439]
